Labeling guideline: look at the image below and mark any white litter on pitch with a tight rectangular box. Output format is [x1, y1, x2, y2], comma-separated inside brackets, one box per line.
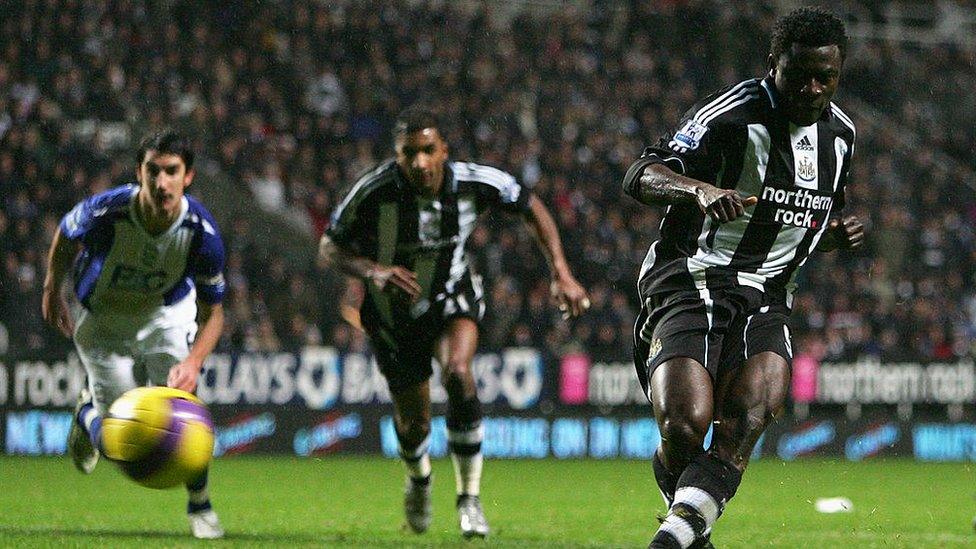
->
[814, 497, 853, 513]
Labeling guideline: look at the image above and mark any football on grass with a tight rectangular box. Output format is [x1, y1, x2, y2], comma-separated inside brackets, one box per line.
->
[101, 387, 214, 489]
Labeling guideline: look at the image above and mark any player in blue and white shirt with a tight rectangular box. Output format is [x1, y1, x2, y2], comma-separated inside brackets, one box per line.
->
[42, 131, 226, 539]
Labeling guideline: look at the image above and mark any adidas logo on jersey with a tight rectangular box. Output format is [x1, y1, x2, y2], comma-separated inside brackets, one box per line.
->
[794, 135, 814, 151]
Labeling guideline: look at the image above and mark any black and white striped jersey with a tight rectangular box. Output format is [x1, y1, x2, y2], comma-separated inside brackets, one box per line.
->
[326, 159, 530, 330]
[626, 76, 856, 307]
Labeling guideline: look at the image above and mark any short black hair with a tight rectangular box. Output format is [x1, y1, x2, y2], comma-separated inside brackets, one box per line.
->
[770, 6, 848, 61]
[136, 130, 195, 170]
[393, 105, 441, 140]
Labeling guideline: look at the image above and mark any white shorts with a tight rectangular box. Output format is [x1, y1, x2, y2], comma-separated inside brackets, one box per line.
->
[72, 298, 198, 414]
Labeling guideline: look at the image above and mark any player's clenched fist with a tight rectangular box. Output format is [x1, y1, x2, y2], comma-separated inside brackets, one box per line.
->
[367, 265, 422, 301]
[827, 215, 864, 249]
[167, 360, 201, 393]
[551, 276, 590, 319]
[694, 184, 757, 223]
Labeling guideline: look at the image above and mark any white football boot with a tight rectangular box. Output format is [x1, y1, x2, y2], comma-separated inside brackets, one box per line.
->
[68, 389, 98, 474]
[457, 495, 490, 538]
[188, 509, 225, 539]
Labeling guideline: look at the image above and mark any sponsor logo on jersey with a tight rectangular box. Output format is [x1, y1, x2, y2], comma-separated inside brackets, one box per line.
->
[109, 264, 169, 292]
[794, 135, 814, 151]
[760, 187, 833, 229]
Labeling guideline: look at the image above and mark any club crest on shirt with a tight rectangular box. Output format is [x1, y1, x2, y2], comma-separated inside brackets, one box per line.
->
[670, 120, 709, 151]
[649, 337, 663, 359]
[797, 156, 816, 182]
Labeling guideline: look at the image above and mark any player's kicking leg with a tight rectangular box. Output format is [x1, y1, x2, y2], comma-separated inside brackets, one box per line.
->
[646, 358, 717, 549]
[391, 380, 434, 534]
[704, 352, 789, 526]
[437, 318, 489, 538]
[650, 353, 789, 549]
[68, 343, 136, 474]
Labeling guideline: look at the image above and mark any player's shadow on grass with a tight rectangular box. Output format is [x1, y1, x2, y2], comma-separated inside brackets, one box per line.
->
[0, 525, 324, 543]
[0, 526, 509, 547]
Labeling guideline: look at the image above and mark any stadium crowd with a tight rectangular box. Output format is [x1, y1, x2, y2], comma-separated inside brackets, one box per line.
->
[2, 0, 975, 366]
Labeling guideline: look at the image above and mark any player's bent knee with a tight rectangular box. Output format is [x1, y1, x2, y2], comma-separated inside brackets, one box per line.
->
[659, 415, 709, 450]
[395, 419, 432, 450]
[442, 367, 476, 398]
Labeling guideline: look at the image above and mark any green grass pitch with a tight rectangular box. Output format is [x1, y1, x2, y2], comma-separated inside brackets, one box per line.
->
[1, 456, 974, 547]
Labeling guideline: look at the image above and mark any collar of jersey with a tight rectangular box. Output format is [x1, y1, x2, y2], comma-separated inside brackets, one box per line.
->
[761, 75, 779, 110]
[127, 185, 189, 239]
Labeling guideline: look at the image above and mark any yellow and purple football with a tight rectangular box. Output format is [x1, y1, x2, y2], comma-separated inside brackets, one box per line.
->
[101, 387, 214, 489]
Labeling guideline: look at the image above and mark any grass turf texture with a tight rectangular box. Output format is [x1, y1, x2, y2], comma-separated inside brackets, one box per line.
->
[1, 456, 974, 548]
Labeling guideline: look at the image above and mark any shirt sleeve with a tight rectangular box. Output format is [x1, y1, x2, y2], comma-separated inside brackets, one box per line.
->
[325, 187, 373, 256]
[642, 105, 727, 183]
[473, 166, 531, 214]
[832, 139, 854, 212]
[59, 187, 131, 241]
[325, 195, 359, 247]
[192, 220, 227, 305]
[622, 87, 745, 199]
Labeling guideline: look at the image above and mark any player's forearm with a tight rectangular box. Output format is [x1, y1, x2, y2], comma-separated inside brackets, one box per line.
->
[188, 303, 224, 366]
[624, 162, 710, 207]
[318, 235, 381, 281]
[43, 227, 79, 296]
[523, 195, 573, 281]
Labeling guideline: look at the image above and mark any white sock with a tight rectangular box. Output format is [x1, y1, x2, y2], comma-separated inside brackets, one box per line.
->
[451, 453, 483, 496]
[448, 423, 484, 496]
[80, 405, 99, 431]
[674, 486, 720, 527]
[658, 486, 721, 548]
[404, 453, 432, 480]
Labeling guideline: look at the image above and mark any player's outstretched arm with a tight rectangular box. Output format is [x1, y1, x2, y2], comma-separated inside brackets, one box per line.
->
[816, 215, 865, 252]
[168, 301, 224, 393]
[41, 226, 80, 338]
[521, 195, 590, 319]
[624, 162, 757, 223]
[318, 235, 421, 301]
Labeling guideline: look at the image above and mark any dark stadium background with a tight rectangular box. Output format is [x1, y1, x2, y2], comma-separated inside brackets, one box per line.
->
[2, 0, 976, 464]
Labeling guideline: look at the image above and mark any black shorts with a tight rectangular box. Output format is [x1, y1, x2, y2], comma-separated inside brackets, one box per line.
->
[363, 278, 486, 393]
[632, 285, 793, 400]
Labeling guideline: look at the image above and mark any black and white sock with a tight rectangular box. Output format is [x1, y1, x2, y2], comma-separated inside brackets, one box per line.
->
[447, 394, 484, 497]
[448, 421, 484, 497]
[397, 431, 432, 482]
[651, 453, 742, 548]
[187, 468, 212, 514]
